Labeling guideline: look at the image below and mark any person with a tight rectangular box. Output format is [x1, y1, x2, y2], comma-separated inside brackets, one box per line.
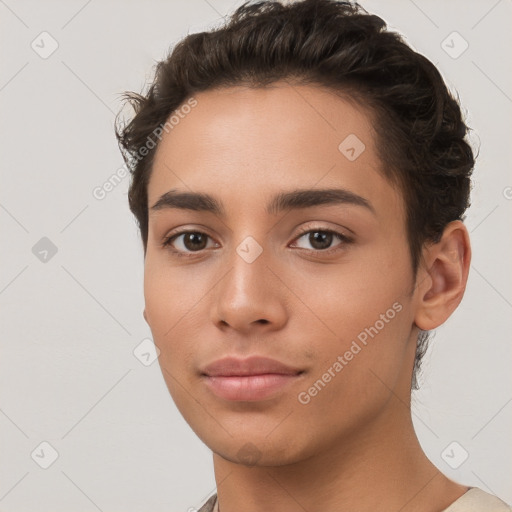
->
[115, 1, 511, 510]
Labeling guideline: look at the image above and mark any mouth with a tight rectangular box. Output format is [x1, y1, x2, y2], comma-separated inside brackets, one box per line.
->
[200, 356, 305, 401]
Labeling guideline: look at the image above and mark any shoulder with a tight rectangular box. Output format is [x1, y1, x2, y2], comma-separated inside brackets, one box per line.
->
[443, 488, 512, 512]
[197, 493, 217, 512]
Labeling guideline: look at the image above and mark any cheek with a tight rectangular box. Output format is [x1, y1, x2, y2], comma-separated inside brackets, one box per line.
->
[292, 250, 414, 390]
[294, 251, 411, 339]
[291, 274, 414, 441]
[143, 251, 209, 332]
[143, 255, 205, 370]
[143, 259, 209, 418]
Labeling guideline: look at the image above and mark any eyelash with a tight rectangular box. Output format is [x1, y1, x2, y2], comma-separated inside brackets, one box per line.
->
[161, 226, 353, 259]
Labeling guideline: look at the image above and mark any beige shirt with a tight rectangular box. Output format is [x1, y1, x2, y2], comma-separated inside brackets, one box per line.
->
[197, 488, 512, 512]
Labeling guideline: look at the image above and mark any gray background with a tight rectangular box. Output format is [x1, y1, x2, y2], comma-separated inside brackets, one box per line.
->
[1, 0, 511, 510]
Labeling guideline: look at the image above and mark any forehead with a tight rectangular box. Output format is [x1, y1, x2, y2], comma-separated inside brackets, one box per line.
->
[148, 81, 403, 220]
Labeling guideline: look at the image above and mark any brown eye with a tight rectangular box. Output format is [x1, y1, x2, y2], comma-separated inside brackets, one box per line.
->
[307, 231, 334, 250]
[163, 231, 216, 254]
[181, 232, 208, 251]
[293, 229, 350, 252]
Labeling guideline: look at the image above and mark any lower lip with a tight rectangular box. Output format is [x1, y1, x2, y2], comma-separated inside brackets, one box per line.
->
[203, 373, 301, 401]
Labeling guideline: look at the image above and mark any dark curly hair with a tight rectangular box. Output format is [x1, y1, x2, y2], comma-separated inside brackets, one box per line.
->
[115, 0, 475, 390]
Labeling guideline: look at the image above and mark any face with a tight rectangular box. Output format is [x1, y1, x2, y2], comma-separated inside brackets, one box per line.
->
[144, 81, 421, 466]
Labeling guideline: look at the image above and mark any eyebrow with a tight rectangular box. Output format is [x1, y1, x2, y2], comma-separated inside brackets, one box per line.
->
[150, 188, 375, 216]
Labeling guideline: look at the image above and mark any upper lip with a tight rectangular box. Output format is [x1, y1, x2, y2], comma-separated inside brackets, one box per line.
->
[201, 356, 303, 377]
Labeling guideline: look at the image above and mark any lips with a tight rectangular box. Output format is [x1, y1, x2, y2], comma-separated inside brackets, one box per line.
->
[201, 356, 304, 401]
[202, 356, 303, 377]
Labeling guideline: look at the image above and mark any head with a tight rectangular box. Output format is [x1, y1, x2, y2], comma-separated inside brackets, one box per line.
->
[116, 0, 473, 466]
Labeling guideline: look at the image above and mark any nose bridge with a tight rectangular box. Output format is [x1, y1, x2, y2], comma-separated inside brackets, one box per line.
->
[213, 232, 286, 330]
[225, 234, 272, 305]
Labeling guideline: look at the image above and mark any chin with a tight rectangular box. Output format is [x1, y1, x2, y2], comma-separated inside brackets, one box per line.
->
[213, 441, 305, 467]
[197, 424, 320, 468]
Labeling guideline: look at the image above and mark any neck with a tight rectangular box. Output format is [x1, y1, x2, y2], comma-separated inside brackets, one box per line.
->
[211, 398, 468, 512]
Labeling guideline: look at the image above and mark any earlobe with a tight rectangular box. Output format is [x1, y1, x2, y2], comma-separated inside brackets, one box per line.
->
[414, 221, 471, 331]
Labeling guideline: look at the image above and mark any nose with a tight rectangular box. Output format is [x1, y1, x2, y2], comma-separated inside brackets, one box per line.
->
[211, 241, 288, 334]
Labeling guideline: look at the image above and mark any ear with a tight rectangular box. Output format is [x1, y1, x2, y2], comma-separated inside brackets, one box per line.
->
[414, 220, 471, 331]
[143, 308, 148, 323]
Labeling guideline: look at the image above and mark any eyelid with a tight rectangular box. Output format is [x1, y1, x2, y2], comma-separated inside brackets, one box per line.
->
[293, 223, 353, 241]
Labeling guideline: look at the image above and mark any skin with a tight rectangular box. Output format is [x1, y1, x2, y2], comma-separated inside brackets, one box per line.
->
[143, 80, 471, 512]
